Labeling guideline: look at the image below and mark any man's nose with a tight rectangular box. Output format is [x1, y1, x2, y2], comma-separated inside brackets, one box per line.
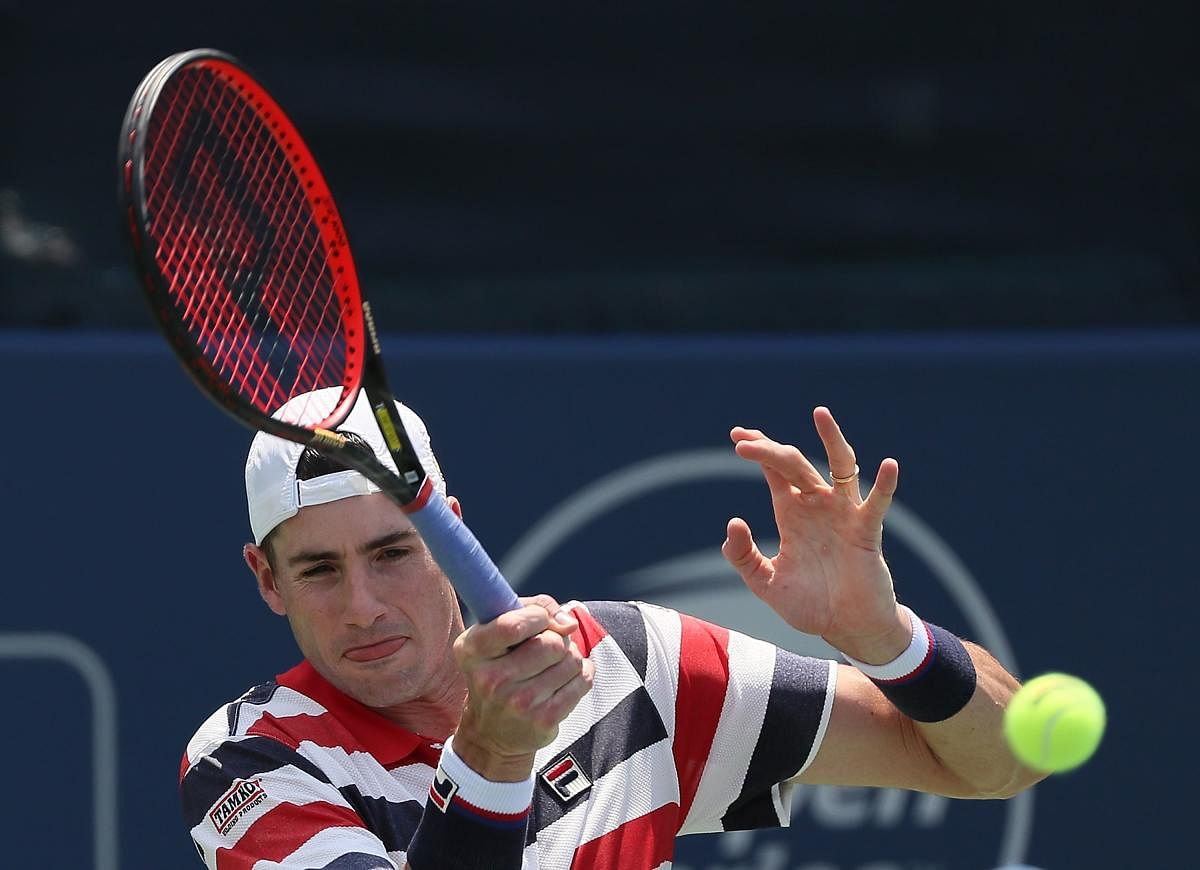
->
[341, 563, 387, 628]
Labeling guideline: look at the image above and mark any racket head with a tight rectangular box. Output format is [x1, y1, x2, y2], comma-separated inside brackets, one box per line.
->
[119, 49, 365, 444]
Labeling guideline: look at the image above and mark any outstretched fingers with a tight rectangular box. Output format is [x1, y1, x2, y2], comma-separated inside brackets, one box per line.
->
[722, 517, 774, 593]
[862, 457, 900, 526]
[812, 406, 865, 501]
[732, 413, 898, 531]
[731, 426, 827, 493]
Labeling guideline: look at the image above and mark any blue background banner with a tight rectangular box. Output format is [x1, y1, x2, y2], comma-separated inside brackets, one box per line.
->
[1, 330, 1190, 869]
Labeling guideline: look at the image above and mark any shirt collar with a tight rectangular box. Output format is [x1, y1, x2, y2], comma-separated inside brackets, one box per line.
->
[276, 660, 427, 767]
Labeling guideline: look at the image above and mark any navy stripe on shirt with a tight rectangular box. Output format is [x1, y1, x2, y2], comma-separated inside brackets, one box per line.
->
[721, 649, 827, 830]
[228, 680, 281, 734]
[348, 791, 425, 853]
[181, 734, 427, 853]
[320, 853, 398, 870]
[530, 684, 668, 839]
[181, 734, 334, 829]
[584, 600, 649, 681]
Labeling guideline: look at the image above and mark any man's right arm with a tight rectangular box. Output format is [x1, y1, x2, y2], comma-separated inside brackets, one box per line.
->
[404, 597, 593, 870]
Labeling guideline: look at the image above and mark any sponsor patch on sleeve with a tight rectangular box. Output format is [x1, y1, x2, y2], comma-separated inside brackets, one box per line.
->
[209, 778, 268, 835]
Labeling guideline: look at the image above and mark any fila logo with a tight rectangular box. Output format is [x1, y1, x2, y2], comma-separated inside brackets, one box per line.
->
[540, 753, 592, 803]
[209, 778, 267, 835]
[428, 767, 459, 813]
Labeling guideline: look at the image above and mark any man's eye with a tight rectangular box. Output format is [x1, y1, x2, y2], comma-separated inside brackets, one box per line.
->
[381, 548, 410, 560]
[300, 564, 334, 578]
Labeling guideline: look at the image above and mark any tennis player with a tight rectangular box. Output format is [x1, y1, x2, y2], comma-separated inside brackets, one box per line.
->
[180, 390, 1042, 869]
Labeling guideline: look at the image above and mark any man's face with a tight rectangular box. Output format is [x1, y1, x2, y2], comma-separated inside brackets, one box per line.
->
[251, 492, 466, 711]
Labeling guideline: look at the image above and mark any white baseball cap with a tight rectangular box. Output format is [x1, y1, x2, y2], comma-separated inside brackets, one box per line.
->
[245, 387, 446, 545]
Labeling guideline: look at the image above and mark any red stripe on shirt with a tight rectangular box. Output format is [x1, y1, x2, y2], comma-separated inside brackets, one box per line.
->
[215, 800, 365, 870]
[275, 662, 424, 767]
[570, 603, 609, 658]
[673, 613, 730, 825]
[246, 709, 439, 770]
[248, 709, 365, 755]
[569, 802, 678, 870]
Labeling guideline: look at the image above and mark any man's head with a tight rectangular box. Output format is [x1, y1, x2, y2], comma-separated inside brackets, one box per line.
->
[245, 387, 446, 548]
[242, 388, 465, 713]
[255, 429, 375, 571]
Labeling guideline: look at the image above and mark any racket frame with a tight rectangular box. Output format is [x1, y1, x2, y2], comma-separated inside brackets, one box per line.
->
[118, 48, 363, 448]
[119, 49, 521, 620]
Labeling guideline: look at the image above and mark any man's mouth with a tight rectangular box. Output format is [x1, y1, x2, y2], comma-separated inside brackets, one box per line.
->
[343, 637, 407, 662]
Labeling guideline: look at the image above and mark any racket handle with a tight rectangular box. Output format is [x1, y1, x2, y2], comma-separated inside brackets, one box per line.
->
[406, 490, 522, 623]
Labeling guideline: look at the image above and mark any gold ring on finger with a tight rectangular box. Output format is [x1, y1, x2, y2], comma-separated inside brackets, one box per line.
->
[830, 464, 859, 485]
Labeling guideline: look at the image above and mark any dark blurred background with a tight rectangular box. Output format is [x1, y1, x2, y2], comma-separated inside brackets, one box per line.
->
[2, 6, 1196, 869]
[2, 1, 1196, 332]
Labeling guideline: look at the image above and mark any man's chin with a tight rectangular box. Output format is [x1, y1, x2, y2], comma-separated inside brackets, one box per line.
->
[314, 654, 406, 702]
[339, 677, 413, 710]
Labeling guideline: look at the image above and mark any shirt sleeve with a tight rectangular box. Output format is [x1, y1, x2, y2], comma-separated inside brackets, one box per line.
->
[596, 601, 836, 836]
[180, 733, 400, 869]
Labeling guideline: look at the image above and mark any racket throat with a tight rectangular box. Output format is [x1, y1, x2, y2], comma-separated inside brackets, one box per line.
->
[363, 301, 384, 356]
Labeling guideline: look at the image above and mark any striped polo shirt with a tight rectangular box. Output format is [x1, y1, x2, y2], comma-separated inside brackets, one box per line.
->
[180, 600, 836, 868]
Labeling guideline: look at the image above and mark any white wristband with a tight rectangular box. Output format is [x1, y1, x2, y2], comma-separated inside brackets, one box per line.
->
[435, 735, 535, 816]
[842, 606, 932, 682]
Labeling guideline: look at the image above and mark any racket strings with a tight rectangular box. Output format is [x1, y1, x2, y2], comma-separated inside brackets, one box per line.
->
[142, 63, 349, 417]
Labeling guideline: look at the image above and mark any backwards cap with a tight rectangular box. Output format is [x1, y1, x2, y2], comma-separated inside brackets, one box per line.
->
[245, 387, 445, 545]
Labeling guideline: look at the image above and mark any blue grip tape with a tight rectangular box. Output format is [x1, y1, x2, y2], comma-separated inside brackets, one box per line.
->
[406, 490, 522, 622]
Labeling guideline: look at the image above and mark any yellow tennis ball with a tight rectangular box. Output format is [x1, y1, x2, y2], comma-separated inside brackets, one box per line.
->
[1003, 673, 1106, 772]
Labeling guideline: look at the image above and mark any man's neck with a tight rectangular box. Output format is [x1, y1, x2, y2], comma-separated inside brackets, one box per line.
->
[374, 671, 469, 740]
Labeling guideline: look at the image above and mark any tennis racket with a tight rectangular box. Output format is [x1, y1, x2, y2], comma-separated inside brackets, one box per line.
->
[118, 48, 521, 622]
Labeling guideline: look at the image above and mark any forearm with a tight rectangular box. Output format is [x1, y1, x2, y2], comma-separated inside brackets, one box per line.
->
[914, 643, 1043, 798]
[838, 607, 1044, 798]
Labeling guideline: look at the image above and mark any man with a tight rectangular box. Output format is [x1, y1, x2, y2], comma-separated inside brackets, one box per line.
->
[180, 388, 1042, 869]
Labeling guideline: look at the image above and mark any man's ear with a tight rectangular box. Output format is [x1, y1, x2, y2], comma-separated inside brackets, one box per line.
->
[447, 495, 463, 519]
[244, 543, 287, 616]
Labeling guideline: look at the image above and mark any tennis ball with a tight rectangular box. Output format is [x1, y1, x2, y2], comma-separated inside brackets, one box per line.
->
[1003, 673, 1106, 772]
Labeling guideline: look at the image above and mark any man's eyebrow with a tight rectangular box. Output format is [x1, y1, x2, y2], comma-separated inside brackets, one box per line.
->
[361, 529, 420, 554]
[287, 547, 339, 567]
[286, 528, 420, 567]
